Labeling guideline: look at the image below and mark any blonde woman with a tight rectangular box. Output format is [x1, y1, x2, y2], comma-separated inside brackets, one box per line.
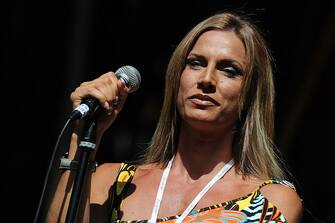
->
[48, 11, 302, 223]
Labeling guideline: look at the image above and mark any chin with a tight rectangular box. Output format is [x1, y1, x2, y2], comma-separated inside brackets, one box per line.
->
[180, 111, 236, 132]
[183, 115, 222, 129]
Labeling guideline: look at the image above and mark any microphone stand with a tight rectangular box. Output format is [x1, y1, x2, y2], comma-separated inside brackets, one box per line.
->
[65, 116, 97, 223]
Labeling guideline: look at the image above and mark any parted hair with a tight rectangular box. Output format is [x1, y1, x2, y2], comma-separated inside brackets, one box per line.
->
[144, 11, 286, 180]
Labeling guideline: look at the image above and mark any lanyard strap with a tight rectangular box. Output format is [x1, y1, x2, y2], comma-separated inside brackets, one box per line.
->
[149, 157, 234, 223]
[149, 156, 175, 223]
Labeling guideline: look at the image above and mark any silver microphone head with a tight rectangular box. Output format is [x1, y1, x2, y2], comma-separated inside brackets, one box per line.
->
[115, 65, 141, 93]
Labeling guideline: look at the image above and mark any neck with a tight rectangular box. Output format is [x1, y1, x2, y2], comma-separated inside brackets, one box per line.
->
[172, 122, 234, 181]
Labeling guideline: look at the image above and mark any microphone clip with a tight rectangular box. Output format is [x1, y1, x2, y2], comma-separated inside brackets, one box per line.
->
[69, 97, 100, 121]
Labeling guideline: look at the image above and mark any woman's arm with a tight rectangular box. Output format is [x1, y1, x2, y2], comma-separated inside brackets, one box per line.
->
[46, 72, 129, 223]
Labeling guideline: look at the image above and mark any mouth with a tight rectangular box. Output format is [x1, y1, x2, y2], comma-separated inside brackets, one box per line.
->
[188, 94, 220, 106]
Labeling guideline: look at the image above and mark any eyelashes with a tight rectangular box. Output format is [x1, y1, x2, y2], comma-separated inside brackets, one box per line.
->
[185, 58, 206, 69]
[219, 64, 243, 77]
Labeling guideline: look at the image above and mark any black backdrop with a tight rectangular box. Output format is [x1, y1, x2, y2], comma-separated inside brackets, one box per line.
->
[3, 0, 333, 222]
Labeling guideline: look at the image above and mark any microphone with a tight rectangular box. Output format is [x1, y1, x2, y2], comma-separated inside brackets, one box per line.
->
[69, 65, 141, 120]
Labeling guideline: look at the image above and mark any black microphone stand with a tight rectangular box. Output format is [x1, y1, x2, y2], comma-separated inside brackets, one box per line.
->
[65, 116, 97, 223]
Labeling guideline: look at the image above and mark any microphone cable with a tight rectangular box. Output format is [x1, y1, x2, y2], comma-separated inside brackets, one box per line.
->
[32, 65, 141, 222]
[33, 118, 72, 223]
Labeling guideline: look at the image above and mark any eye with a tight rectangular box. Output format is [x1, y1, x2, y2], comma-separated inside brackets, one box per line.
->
[222, 66, 243, 77]
[185, 57, 206, 69]
[217, 61, 243, 78]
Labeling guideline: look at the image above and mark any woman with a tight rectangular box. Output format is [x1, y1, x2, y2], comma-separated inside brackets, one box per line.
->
[47, 12, 302, 223]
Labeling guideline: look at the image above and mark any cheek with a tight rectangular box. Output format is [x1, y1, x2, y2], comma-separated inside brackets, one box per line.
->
[177, 73, 192, 99]
[218, 80, 242, 108]
[219, 79, 242, 98]
[176, 88, 183, 112]
[176, 73, 192, 113]
[176, 84, 187, 114]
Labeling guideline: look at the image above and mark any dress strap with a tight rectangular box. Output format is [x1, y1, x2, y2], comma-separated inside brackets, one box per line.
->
[109, 163, 138, 222]
[257, 178, 297, 191]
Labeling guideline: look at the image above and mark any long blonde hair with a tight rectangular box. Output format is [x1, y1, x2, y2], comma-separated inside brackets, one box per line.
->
[144, 12, 286, 180]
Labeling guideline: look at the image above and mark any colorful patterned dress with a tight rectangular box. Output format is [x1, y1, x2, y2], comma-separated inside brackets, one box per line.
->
[109, 163, 296, 223]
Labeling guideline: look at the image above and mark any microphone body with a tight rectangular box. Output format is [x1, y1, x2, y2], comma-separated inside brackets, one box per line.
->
[69, 65, 141, 120]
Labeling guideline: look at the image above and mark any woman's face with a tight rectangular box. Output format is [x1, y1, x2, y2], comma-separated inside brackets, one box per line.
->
[177, 30, 247, 131]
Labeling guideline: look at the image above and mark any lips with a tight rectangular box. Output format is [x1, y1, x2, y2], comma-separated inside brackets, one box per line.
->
[188, 94, 220, 106]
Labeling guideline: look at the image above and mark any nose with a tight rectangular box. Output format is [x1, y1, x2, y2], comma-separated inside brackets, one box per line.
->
[197, 66, 216, 93]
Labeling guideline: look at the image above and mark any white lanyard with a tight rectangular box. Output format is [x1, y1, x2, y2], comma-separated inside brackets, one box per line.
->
[149, 156, 234, 223]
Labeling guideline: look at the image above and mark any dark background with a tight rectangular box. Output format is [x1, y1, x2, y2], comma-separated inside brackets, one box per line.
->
[2, 0, 333, 222]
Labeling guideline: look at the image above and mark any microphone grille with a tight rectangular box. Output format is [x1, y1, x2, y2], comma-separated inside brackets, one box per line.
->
[115, 65, 141, 93]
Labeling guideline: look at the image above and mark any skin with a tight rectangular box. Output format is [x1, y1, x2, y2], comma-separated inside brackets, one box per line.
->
[47, 30, 302, 223]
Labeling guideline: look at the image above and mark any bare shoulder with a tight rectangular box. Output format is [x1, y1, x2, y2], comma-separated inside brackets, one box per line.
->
[132, 162, 161, 180]
[91, 162, 122, 204]
[261, 181, 303, 223]
[93, 162, 122, 183]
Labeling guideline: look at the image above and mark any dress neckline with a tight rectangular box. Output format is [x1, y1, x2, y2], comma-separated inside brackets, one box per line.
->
[118, 185, 271, 223]
[117, 179, 281, 223]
